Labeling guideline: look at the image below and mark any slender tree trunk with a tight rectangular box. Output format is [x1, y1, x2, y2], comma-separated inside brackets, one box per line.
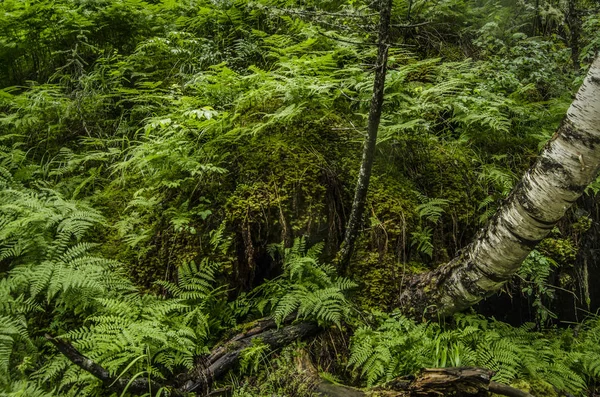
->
[396, 55, 600, 318]
[339, 0, 393, 272]
[566, 0, 581, 70]
[533, 0, 540, 36]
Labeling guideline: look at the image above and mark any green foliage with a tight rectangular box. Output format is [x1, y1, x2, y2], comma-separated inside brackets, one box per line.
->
[0, 0, 597, 395]
[477, 159, 518, 223]
[0, 381, 55, 397]
[247, 238, 357, 327]
[349, 313, 600, 394]
[518, 250, 560, 325]
[410, 226, 434, 258]
[415, 194, 449, 223]
[231, 344, 319, 397]
[0, 163, 230, 395]
[239, 339, 271, 374]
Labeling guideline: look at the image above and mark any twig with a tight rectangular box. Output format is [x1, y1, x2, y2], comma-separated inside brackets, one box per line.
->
[317, 30, 414, 48]
[317, 30, 378, 47]
[391, 21, 431, 28]
[265, 6, 377, 18]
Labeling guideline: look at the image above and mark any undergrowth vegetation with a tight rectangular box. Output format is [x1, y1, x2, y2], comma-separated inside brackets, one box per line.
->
[1, 0, 600, 396]
[349, 312, 600, 395]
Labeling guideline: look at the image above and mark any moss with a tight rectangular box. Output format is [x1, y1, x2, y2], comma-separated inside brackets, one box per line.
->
[227, 345, 321, 397]
[502, 379, 558, 397]
[539, 237, 578, 264]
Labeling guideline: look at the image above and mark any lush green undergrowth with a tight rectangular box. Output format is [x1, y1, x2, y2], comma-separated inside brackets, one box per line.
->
[2, 0, 600, 395]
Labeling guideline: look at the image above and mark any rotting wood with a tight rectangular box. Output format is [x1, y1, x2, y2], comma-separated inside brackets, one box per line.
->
[294, 350, 533, 397]
[47, 319, 319, 396]
[315, 367, 534, 397]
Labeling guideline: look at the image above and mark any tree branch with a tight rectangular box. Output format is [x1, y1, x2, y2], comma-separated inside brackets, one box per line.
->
[264, 6, 378, 19]
[44, 334, 171, 395]
[47, 319, 320, 396]
[391, 21, 431, 28]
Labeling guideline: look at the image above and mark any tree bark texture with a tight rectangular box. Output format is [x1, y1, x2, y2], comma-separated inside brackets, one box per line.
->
[47, 319, 319, 396]
[182, 320, 319, 394]
[45, 334, 172, 396]
[339, 0, 393, 272]
[397, 55, 600, 318]
[313, 367, 533, 397]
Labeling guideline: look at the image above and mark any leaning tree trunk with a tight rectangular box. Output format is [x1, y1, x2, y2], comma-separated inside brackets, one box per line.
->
[338, 0, 393, 272]
[397, 55, 600, 318]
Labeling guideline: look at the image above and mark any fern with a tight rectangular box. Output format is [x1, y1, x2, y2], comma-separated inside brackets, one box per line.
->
[518, 250, 559, 325]
[0, 164, 228, 395]
[250, 238, 356, 327]
[0, 381, 55, 397]
[410, 226, 434, 258]
[477, 162, 517, 224]
[350, 312, 597, 394]
[0, 316, 29, 385]
[239, 339, 271, 374]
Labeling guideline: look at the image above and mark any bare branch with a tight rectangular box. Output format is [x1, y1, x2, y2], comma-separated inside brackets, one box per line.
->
[44, 334, 173, 396]
[264, 6, 377, 19]
[47, 319, 319, 396]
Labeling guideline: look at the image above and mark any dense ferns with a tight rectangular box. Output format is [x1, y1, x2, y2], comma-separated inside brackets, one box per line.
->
[0, 152, 355, 395]
[2, 0, 600, 396]
[349, 312, 600, 394]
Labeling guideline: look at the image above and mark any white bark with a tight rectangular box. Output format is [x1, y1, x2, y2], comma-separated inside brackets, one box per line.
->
[398, 55, 600, 317]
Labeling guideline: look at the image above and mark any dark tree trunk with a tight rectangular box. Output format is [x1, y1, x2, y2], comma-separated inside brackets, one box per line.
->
[566, 0, 581, 70]
[339, 0, 393, 272]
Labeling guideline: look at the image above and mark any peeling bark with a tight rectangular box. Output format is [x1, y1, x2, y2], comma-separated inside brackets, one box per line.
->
[397, 55, 600, 318]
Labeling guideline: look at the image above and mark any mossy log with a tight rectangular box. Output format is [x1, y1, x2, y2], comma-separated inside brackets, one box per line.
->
[47, 319, 319, 396]
[315, 368, 533, 397]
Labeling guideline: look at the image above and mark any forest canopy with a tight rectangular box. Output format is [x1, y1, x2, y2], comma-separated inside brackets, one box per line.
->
[1, 0, 600, 396]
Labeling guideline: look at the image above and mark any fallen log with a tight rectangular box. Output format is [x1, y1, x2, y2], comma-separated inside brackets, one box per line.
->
[46, 319, 320, 396]
[48, 326, 535, 397]
[180, 320, 320, 394]
[313, 367, 534, 397]
[45, 334, 171, 396]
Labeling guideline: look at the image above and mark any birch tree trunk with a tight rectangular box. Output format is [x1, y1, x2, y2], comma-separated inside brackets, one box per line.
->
[397, 55, 600, 318]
